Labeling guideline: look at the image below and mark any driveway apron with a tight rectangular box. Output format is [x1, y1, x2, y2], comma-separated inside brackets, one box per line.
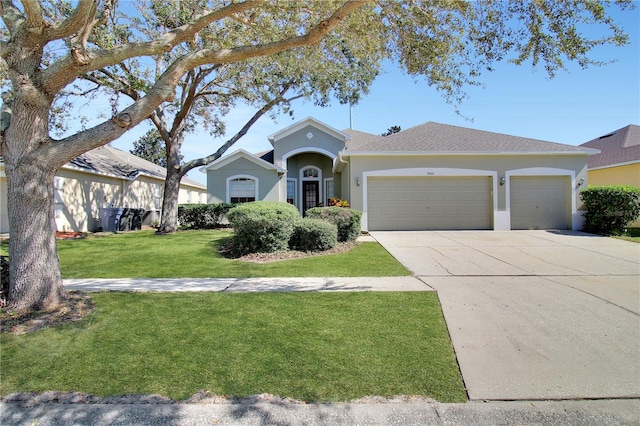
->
[371, 230, 640, 401]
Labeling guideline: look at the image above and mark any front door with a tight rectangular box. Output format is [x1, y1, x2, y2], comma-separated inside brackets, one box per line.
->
[302, 181, 319, 214]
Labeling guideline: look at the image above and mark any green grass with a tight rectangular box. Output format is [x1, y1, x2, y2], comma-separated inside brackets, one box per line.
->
[0, 292, 466, 402]
[613, 227, 640, 243]
[56, 230, 409, 278]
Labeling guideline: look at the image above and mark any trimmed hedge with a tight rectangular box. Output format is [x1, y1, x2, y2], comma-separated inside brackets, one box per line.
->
[306, 206, 362, 242]
[289, 218, 338, 252]
[227, 201, 301, 255]
[178, 203, 233, 229]
[580, 185, 640, 235]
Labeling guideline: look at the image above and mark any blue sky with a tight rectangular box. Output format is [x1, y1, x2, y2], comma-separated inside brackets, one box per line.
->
[107, 5, 639, 185]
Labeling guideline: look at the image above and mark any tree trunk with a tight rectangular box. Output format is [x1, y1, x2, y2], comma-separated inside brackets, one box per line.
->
[5, 157, 66, 312]
[157, 166, 183, 234]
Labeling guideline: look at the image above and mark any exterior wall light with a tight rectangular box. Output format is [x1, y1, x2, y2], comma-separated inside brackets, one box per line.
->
[356, 177, 361, 186]
[499, 176, 505, 186]
[577, 177, 585, 188]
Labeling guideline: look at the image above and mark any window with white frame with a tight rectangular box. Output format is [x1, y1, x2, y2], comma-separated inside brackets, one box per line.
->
[325, 178, 334, 205]
[229, 177, 256, 203]
[154, 184, 162, 210]
[287, 179, 296, 205]
[303, 167, 319, 178]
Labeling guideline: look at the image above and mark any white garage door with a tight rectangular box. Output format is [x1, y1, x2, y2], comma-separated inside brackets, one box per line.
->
[367, 176, 492, 231]
[510, 176, 570, 230]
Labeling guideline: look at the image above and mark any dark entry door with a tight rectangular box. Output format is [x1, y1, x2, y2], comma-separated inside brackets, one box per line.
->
[302, 181, 319, 214]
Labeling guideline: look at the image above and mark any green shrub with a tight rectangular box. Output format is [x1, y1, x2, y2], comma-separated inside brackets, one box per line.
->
[306, 207, 362, 242]
[227, 201, 301, 255]
[289, 218, 338, 252]
[178, 203, 233, 229]
[580, 185, 640, 235]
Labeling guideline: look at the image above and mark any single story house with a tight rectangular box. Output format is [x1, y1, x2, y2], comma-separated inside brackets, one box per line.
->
[202, 117, 598, 231]
[0, 144, 207, 233]
[580, 124, 640, 227]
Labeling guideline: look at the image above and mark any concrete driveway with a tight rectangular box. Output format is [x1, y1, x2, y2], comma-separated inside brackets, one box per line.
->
[371, 230, 640, 401]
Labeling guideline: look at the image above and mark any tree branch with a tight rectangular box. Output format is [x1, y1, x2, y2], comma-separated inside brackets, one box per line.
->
[47, 0, 97, 41]
[48, 80, 177, 167]
[150, 108, 171, 143]
[20, 0, 44, 29]
[42, 0, 261, 94]
[182, 84, 294, 173]
[170, 66, 216, 137]
[44, 0, 369, 165]
[0, 0, 24, 35]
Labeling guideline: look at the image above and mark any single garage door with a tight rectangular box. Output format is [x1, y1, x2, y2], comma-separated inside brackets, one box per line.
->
[510, 176, 570, 230]
[367, 176, 492, 230]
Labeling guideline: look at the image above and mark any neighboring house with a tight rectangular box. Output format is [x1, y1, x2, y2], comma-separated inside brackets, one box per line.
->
[580, 124, 640, 227]
[202, 117, 598, 231]
[0, 144, 207, 233]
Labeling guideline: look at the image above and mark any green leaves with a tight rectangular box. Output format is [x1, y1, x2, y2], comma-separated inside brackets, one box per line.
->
[581, 185, 640, 234]
[130, 128, 182, 167]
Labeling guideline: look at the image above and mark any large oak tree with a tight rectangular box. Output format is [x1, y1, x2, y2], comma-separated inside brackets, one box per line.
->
[0, 0, 631, 311]
[95, 0, 381, 234]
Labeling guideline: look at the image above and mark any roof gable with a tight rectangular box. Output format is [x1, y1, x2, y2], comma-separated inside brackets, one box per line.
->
[580, 125, 640, 169]
[268, 117, 350, 145]
[344, 122, 598, 155]
[200, 149, 285, 173]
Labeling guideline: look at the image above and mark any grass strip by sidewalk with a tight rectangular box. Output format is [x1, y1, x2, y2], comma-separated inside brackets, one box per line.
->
[56, 230, 409, 278]
[0, 292, 466, 403]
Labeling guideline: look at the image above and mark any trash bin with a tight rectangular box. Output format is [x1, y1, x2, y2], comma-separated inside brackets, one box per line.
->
[118, 208, 135, 232]
[99, 207, 123, 232]
[131, 209, 144, 230]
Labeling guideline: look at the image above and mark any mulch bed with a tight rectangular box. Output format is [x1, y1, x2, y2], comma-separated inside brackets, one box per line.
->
[220, 241, 359, 263]
[0, 291, 95, 335]
[55, 231, 86, 240]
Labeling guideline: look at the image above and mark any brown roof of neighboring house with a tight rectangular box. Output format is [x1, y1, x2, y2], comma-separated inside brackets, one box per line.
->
[66, 145, 206, 189]
[579, 124, 640, 169]
[343, 122, 598, 155]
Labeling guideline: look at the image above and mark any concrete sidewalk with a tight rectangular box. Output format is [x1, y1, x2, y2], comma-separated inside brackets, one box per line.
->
[2, 397, 639, 425]
[63, 276, 433, 292]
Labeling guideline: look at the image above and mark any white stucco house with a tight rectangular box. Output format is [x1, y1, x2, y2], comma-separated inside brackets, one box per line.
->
[0, 144, 207, 233]
[202, 117, 599, 231]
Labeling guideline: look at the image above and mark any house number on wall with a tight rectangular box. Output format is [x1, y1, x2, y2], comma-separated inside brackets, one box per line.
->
[427, 172, 435, 176]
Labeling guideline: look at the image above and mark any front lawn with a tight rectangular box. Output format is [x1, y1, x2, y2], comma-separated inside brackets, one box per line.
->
[613, 227, 640, 243]
[0, 292, 467, 403]
[57, 230, 409, 278]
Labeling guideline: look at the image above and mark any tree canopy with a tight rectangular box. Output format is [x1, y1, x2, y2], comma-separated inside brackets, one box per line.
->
[381, 125, 402, 136]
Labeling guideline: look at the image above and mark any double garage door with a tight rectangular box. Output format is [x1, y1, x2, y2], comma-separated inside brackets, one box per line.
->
[367, 175, 570, 231]
[367, 176, 492, 231]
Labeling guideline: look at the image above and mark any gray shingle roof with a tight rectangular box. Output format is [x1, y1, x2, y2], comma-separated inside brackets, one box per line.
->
[579, 125, 640, 169]
[66, 145, 206, 189]
[343, 122, 598, 155]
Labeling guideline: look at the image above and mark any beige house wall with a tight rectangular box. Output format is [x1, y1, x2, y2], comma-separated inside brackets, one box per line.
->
[1, 165, 207, 234]
[54, 169, 123, 232]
